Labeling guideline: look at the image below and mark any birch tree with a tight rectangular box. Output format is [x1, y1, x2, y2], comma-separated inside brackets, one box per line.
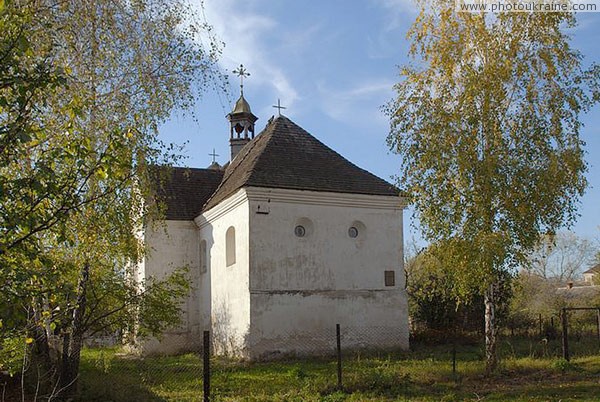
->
[386, 2, 599, 372]
[1, 0, 222, 397]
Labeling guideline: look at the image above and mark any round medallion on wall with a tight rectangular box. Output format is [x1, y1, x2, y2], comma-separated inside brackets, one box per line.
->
[295, 217, 314, 237]
[348, 226, 359, 238]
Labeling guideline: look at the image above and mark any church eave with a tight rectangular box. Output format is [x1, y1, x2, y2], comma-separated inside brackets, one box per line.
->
[244, 186, 406, 209]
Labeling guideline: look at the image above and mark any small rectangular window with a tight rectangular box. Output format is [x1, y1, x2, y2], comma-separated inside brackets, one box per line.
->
[384, 270, 395, 287]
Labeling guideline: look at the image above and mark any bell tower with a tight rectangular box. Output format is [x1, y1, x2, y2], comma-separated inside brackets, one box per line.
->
[228, 64, 258, 160]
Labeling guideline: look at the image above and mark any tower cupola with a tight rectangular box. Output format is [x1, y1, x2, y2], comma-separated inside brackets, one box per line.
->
[228, 64, 258, 160]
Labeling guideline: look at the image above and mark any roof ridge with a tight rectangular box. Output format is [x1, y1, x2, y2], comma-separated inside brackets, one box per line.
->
[281, 119, 392, 185]
[243, 120, 275, 179]
[251, 117, 398, 193]
[201, 121, 273, 210]
[243, 116, 286, 179]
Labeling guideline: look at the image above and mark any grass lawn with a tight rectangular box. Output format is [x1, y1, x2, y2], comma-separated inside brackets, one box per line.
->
[78, 337, 600, 401]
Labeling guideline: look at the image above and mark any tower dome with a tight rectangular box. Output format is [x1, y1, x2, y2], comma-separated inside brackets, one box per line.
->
[232, 95, 253, 115]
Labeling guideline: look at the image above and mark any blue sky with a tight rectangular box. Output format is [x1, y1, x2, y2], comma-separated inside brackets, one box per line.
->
[160, 0, 599, 243]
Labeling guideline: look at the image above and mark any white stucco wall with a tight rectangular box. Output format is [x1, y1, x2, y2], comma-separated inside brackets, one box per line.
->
[249, 291, 407, 358]
[141, 185, 408, 359]
[245, 187, 408, 359]
[139, 220, 203, 355]
[197, 189, 251, 357]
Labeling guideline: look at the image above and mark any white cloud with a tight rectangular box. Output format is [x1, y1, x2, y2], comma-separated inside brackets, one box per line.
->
[280, 23, 324, 54]
[317, 80, 394, 126]
[200, 0, 299, 109]
[372, 0, 419, 31]
[364, 0, 416, 60]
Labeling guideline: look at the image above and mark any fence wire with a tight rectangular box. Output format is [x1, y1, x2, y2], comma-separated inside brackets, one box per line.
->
[5, 318, 600, 401]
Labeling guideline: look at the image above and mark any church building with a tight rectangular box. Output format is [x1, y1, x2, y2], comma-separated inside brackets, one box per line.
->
[138, 81, 409, 359]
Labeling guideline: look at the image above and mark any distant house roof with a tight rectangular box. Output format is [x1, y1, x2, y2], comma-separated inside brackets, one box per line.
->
[583, 264, 600, 275]
[203, 116, 400, 211]
[556, 284, 600, 299]
[150, 166, 223, 220]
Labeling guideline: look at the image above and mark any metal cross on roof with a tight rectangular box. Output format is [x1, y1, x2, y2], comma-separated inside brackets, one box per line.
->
[209, 148, 219, 163]
[272, 98, 286, 116]
[232, 64, 250, 95]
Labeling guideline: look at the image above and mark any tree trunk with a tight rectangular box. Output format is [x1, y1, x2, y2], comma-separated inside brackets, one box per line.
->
[58, 262, 89, 399]
[31, 302, 53, 371]
[61, 331, 84, 399]
[484, 282, 498, 374]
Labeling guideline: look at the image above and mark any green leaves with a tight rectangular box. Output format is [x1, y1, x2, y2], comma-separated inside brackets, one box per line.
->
[136, 268, 191, 338]
[387, 1, 598, 370]
[1, 0, 221, 394]
[387, 1, 597, 272]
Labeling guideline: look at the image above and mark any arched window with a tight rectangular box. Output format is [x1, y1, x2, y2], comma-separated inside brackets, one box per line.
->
[226, 226, 236, 266]
[200, 240, 207, 273]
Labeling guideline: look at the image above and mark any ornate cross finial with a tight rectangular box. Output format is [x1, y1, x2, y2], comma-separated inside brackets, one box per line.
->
[209, 148, 219, 163]
[272, 98, 286, 116]
[232, 64, 250, 95]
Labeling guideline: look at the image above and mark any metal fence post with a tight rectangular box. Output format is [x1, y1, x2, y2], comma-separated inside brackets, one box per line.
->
[203, 330, 210, 402]
[336, 323, 342, 390]
[561, 308, 569, 362]
[596, 309, 600, 347]
[452, 342, 457, 377]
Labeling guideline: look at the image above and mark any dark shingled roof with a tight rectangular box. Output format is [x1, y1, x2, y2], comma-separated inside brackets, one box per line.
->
[150, 166, 223, 220]
[203, 116, 399, 211]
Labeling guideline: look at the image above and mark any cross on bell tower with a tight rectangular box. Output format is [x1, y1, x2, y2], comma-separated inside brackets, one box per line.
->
[232, 64, 249, 95]
[227, 64, 258, 161]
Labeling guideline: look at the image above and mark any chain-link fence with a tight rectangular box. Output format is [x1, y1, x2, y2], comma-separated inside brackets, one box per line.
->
[5, 317, 600, 401]
[85, 319, 600, 400]
[62, 325, 408, 401]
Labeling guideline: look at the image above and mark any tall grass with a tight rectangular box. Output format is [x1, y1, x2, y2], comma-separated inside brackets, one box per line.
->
[77, 336, 600, 401]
